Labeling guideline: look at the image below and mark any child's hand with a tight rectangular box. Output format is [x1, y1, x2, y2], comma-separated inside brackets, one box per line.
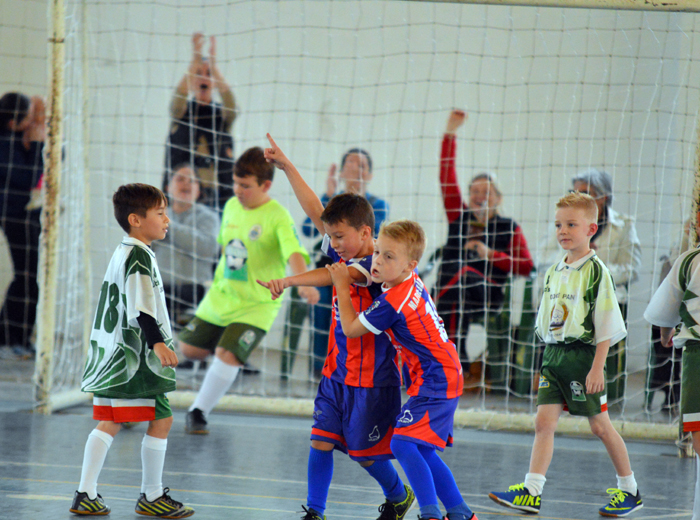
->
[153, 342, 178, 368]
[585, 366, 605, 395]
[257, 278, 289, 300]
[264, 133, 291, 171]
[298, 286, 320, 305]
[326, 262, 352, 289]
[446, 109, 467, 134]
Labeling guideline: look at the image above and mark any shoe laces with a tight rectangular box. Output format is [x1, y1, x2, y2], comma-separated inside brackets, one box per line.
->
[508, 483, 527, 492]
[377, 501, 396, 520]
[605, 488, 627, 506]
[301, 505, 322, 520]
[158, 488, 184, 509]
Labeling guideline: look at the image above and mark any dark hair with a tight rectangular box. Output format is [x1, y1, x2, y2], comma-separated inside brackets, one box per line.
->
[234, 146, 274, 185]
[113, 183, 168, 233]
[321, 193, 375, 232]
[340, 148, 372, 173]
[0, 92, 30, 130]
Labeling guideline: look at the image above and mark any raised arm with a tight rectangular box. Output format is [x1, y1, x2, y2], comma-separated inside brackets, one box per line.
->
[171, 33, 205, 120]
[208, 36, 236, 131]
[264, 133, 326, 235]
[440, 110, 468, 224]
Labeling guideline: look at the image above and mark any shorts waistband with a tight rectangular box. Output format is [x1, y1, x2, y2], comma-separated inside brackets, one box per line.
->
[545, 340, 594, 350]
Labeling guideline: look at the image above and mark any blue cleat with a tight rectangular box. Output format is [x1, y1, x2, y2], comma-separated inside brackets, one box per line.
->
[599, 489, 643, 517]
[488, 483, 541, 514]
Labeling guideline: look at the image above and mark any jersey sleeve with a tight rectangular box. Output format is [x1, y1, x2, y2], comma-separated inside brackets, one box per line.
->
[347, 255, 372, 287]
[124, 247, 159, 328]
[644, 273, 683, 328]
[275, 209, 310, 265]
[592, 266, 627, 345]
[321, 234, 341, 263]
[358, 295, 399, 335]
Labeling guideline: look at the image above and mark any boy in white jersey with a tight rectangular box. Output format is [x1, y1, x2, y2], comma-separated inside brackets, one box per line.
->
[177, 146, 316, 434]
[489, 192, 642, 517]
[644, 208, 700, 520]
[71, 184, 194, 518]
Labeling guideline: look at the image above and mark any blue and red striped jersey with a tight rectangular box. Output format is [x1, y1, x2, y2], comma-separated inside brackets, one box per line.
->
[321, 236, 400, 388]
[358, 271, 463, 398]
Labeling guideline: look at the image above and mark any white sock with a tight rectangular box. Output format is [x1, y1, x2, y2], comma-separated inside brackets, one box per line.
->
[693, 455, 699, 520]
[617, 472, 638, 496]
[189, 357, 240, 415]
[524, 473, 546, 496]
[141, 435, 167, 502]
[78, 429, 114, 500]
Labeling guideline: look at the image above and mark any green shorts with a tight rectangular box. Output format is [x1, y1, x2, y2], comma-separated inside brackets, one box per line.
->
[681, 342, 700, 432]
[92, 393, 172, 422]
[537, 342, 607, 417]
[178, 317, 266, 363]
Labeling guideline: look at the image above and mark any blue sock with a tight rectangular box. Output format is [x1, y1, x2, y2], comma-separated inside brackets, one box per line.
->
[363, 460, 406, 503]
[391, 438, 439, 518]
[418, 444, 472, 516]
[307, 447, 334, 515]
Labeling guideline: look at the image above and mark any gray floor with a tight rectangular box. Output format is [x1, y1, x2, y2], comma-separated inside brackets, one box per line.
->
[0, 398, 696, 519]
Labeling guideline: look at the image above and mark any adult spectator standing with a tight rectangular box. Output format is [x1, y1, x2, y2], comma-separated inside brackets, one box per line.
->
[164, 32, 236, 212]
[281, 151, 388, 380]
[434, 110, 534, 385]
[538, 168, 642, 401]
[0, 92, 45, 359]
[152, 164, 219, 330]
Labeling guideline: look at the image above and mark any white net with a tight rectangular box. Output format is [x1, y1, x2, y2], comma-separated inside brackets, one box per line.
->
[12, 1, 700, 439]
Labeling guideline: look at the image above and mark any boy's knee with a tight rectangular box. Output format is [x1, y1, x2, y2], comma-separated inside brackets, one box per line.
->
[358, 460, 373, 468]
[179, 341, 209, 360]
[310, 440, 334, 451]
[147, 416, 173, 438]
[215, 347, 243, 366]
[534, 415, 557, 435]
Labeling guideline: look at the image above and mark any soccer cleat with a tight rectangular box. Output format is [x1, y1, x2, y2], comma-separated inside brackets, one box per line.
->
[135, 488, 194, 518]
[598, 489, 643, 517]
[301, 505, 326, 520]
[69, 490, 111, 516]
[184, 408, 208, 435]
[489, 483, 541, 514]
[377, 484, 416, 520]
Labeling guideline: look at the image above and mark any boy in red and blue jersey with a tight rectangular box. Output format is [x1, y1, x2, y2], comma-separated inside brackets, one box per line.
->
[327, 219, 475, 520]
[260, 135, 415, 520]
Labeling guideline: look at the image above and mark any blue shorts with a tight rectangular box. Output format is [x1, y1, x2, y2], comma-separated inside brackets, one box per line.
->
[311, 376, 401, 461]
[392, 395, 459, 451]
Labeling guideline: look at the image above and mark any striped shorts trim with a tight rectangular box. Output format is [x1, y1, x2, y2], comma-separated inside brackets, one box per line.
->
[92, 394, 171, 423]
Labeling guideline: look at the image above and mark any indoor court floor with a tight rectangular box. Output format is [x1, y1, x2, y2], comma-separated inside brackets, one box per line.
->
[0, 402, 696, 520]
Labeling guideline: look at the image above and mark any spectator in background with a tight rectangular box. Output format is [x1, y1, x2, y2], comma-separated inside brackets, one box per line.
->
[164, 32, 236, 212]
[434, 110, 534, 384]
[0, 92, 45, 359]
[281, 151, 388, 380]
[152, 164, 219, 332]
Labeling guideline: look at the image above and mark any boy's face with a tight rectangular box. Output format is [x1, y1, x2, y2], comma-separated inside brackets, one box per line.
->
[371, 234, 416, 287]
[340, 153, 372, 194]
[323, 219, 372, 262]
[129, 201, 170, 245]
[554, 206, 597, 254]
[169, 167, 200, 205]
[234, 174, 271, 209]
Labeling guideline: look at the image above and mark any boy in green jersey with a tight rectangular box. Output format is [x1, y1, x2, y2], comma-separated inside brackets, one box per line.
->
[178, 146, 317, 434]
[644, 208, 700, 520]
[71, 184, 194, 518]
[489, 192, 642, 517]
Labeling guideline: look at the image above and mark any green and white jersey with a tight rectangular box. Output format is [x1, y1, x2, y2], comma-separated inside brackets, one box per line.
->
[644, 247, 700, 349]
[82, 237, 176, 398]
[536, 250, 626, 346]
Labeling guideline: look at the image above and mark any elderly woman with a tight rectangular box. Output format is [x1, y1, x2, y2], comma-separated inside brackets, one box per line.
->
[435, 110, 534, 378]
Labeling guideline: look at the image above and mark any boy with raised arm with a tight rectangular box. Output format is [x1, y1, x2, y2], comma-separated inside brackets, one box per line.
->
[71, 184, 194, 518]
[261, 135, 414, 520]
[489, 192, 642, 517]
[644, 207, 700, 520]
[177, 146, 317, 434]
[326, 219, 475, 520]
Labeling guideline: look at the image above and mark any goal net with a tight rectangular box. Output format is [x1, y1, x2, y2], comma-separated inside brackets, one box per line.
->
[13, 0, 700, 441]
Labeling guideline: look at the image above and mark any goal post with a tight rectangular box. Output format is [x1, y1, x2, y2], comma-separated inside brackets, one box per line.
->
[26, 0, 700, 450]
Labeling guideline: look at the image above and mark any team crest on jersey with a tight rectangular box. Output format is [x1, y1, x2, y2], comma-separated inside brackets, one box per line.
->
[365, 300, 380, 315]
[398, 410, 414, 424]
[368, 425, 380, 441]
[549, 304, 568, 330]
[538, 375, 550, 388]
[570, 381, 586, 401]
[249, 224, 262, 241]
